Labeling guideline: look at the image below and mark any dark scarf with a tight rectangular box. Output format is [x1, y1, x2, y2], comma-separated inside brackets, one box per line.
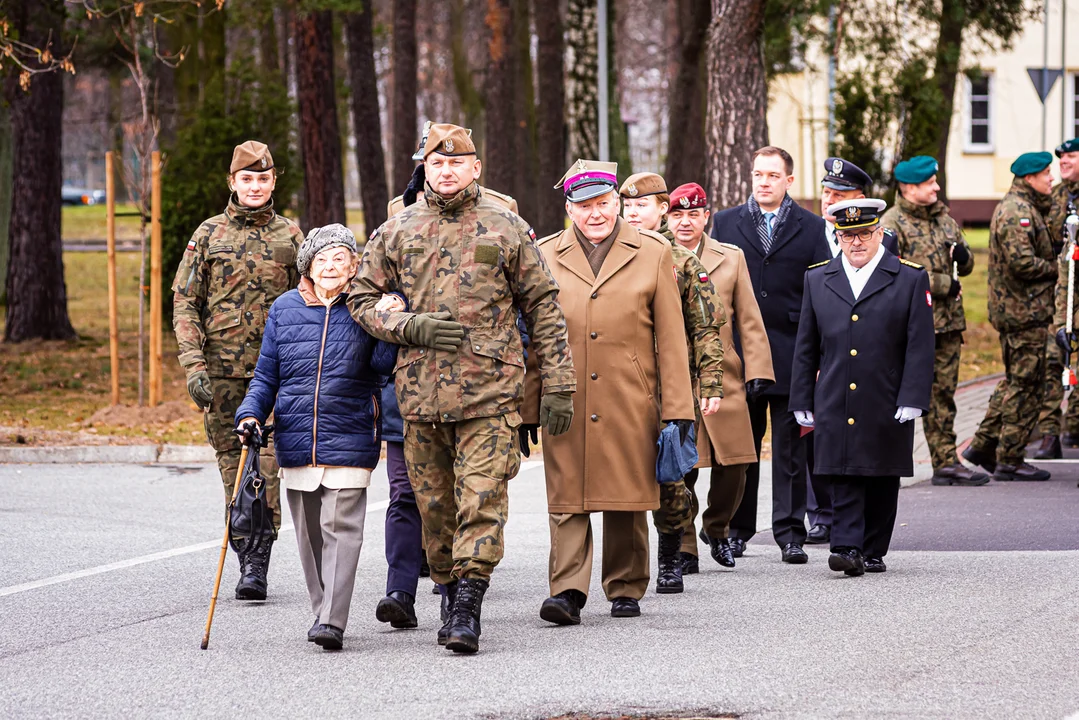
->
[574, 218, 622, 278]
[746, 193, 793, 253]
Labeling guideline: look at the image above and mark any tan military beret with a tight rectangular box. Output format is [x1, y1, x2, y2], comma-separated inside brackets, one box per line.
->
[555, 158, 618, 202]
[423, 123, 476, 159]
[620, 172, 667, 199]
[230, 141, 274, 174]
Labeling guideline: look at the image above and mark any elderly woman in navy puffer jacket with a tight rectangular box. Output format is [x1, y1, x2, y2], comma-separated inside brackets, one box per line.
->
[236, 223, 401, 652]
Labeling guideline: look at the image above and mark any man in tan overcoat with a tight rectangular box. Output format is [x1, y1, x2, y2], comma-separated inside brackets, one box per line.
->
[524, 159, 696, 625]
[664, 184, 775, 570]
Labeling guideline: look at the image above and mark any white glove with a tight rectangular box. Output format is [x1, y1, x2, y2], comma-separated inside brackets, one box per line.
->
[894, 406, 923, 423]
[794, 410, 815, 428]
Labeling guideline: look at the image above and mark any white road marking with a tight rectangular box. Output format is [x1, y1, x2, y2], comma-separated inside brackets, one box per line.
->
[0, 499, 390, 598]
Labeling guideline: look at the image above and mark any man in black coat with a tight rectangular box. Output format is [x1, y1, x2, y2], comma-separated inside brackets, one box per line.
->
[710, 146, 829, 564]
[789, 198, 934, 575]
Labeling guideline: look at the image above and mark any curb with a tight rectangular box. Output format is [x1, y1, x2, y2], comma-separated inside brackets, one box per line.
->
[0, 444, 215, 464]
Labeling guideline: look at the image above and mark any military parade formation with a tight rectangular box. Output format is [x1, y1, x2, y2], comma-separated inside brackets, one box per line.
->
[172, 124, 1079, 654]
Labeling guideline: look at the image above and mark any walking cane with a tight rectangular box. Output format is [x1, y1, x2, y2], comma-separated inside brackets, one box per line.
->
[1065, 213, 1079, 389]
[200, 441, 251, 650]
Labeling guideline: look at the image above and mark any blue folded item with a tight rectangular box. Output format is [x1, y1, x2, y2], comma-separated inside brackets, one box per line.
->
[656, 421, 698, 484]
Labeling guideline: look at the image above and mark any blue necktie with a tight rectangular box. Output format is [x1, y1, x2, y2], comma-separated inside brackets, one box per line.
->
[764, 212, 776, 238]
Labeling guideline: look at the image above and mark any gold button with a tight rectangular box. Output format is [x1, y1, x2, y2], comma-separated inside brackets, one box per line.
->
[849, 383, 857, 390]
[850, 349, 858, 356]
[852, 314, 859, 322]
[848, 418, 855, 425]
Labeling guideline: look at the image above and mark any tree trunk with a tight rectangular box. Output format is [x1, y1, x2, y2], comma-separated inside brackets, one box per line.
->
[703, 0, 768, 211]
[483, 0, 516, 197]
[3, 0, 76, 342]
[392, 0, 418, 193]
[345, 7, 390, 234]
[565, 0, 598, 161]
[930, 0, 966, 204]
[0, 99, 12, 307]
[666, 0, 711, 186]
[606, 1, 631, 175]
[511, 0, 538, 222]
[534, 0, 565, 235]
[295, 9, 346, 231]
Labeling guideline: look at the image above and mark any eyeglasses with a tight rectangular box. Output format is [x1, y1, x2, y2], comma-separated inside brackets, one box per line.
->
[836, 229, 877, 245]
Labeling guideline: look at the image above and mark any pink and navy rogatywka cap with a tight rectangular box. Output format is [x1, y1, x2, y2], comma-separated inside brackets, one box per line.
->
[554, 159, 619, 203]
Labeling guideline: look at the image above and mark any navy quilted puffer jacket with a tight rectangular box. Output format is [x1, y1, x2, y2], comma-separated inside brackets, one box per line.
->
[236, 282, 398, 469]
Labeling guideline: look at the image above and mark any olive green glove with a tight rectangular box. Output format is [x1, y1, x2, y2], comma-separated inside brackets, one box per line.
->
[186, 370, 213, 410]
[404, 311, 465, 351]
[539, 392, 574, 436]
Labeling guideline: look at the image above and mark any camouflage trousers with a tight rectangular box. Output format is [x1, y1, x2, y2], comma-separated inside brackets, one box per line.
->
[926, 330, 962, 470]
[971, 328, 1048, 465]
[1036, 331, 1079, 436]
[205, 377, 281, 533]
[652, 479, 693, 535]
[403, 415, 521, 585]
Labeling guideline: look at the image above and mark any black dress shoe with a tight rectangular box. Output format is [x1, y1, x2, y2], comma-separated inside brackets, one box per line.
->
[828, 548, 865, 577]
[806, 524, 830, 544]
[307, 617, 320, 642]
[375, 591, 418, 629]
[539, 590, 584, 626]
[931, 463, 990, 486]
[1032, 434, 1063, 459]
[698, 528, 710, 544]
[993, 462, 1051, 482]
[1062, 432, 1079, 448]
[313, 624, 344, 650]
[728, 538, 746, 558]
[709, 537, 735, 567]
[864, 556, 887, 573]
[610, 597, 640, 618]
[680, 552, 699, 575]
[781, 543, 808, 564]
[961, 444, 997, 473]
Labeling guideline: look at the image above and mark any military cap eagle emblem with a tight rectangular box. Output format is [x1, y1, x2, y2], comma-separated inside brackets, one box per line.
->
[845, 206, 861, 220]
[445, 139, 455, 152]
[831, 158, 843, 174]
[627, 183, 638, 197]
[261, 157, 267, 169]
[577, 159, 587, 171]
[680, 196, 691, 208]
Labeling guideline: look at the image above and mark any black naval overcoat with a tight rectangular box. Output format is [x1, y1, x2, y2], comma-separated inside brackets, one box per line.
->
[789, 251, 934, 477]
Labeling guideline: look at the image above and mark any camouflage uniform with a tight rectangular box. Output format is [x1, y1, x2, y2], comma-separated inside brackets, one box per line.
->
[969, 179, 1056, 465]
[172, 197, 303, 530]
[880, 197, 974, 470]
[1037, 179, 1079, 438]
[347, 182, 575, 585]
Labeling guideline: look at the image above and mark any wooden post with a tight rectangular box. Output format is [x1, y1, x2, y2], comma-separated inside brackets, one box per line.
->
[106, 152, 120, 406]
[149, 151, 163, 406]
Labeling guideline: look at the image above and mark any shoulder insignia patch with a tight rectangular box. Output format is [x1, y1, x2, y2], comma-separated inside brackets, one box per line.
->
[697, 271, 709, 283]
[527, 227, 537, 242]
[718, 242, 740, 251]
[900, 258, 924, 269]
[926, 290, 933, 307]
[186, 238, 197, 251]
[807, 260, 830, 269]
[1019, 218, 1031, 228]
[369, 228, 379, 242]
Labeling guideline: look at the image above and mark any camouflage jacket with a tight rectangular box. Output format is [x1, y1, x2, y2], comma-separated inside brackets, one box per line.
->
[1048, 180, 1079, 249]
[172, 197, 303, 378]
[654, 222, 726, 397]
[881, 197, 974, 334]
[987, 179, 1056, 334]
[347, 182, 575, 423]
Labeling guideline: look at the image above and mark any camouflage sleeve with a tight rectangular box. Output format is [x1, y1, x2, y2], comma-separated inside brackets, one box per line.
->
[512, 225, 576, 395]
[681, 254, 725, 399]
[1002, 213, 1057, 282]
[345, 226, 415, 344]
[955, 226, 975, 278]
[171, 224, 210, 375]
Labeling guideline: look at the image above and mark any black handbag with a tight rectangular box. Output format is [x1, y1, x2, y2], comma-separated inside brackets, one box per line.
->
[228, 424, 276, 554]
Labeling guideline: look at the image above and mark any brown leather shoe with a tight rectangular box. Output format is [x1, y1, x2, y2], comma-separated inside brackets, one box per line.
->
[931, 463, 990, 486]
[993, 462, 1051, 482]
[961, 444, 997, 473]
[1032, 435, 1062, 459]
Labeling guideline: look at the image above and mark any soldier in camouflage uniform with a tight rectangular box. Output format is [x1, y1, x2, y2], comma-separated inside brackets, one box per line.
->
[881, 156, 986, 486]
[962, 152, 1056, 482]
[172, 141, 303, 600]
[346, 123, 576, 654]
[619, 172, 725, 593]
[1034, 138, 1079, 454]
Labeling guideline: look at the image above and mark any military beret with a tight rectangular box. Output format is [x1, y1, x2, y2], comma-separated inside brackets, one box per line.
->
[230, 141, 274, 174]
[554, 158, 618, 203]
[423, 123, 476, 159]
[830, 198, 887, 230]
[893, 156, 938, 185]
[297, 223, 358, 276]
[1010, 151, 1053, 177]
[821, 157, 871, 191]
[619, 172, 667, 199]
[412, 120, 433, 161]
[1055, 138, 1079, 157]
[669, 183, 708, 210]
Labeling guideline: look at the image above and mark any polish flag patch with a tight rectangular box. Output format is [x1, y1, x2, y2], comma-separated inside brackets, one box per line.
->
[926, 290, 933, 307]
[186, 239, 196, 251]
[697, 271, 709, 283]
[528, 227, 537, 241]
[1019, 218, 1031, 228]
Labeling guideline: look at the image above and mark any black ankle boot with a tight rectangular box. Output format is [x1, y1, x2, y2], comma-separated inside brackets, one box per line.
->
[437, 581, 458, 646]
[375, 591, 418, 629]
[655, 531, 684, 594]
[235, 536, 273, 600]
[444, 578, 488, 654]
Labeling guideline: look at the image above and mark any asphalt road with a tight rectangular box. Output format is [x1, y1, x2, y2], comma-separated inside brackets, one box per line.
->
[1, 461, 1078, 720]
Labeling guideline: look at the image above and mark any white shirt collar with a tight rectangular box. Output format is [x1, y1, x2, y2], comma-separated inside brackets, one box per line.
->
[825, 221, 841, 257]
[840, 243, 887, 301]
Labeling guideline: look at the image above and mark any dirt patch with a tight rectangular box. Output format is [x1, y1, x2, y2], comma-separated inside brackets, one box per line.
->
[88, 400, 198, 428]
[0, 424, 151, 447]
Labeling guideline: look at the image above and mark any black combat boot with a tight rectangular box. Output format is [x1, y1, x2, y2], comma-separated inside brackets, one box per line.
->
[1032, 435, 1062, 459]
[680, 552, 699, 575]
[235, 536, 273, 600]
[375, 591, 418, 629]
[436, 581, 458, 646]
[444, 578, 488, 654]
[655, 531, 684, 594]
[961, 444, 997, 474]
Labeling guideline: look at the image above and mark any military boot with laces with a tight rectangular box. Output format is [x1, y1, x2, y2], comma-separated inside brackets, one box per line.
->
[235, 536, 273, 600]
[444, 578, 488, 654]
[655, 531, 684, 593]
[436, 581, 458, 646]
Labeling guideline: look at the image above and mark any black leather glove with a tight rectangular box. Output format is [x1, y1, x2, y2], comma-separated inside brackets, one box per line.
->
[539, 392, 574, 436]
[404, 311, 465, 351]
[947, 278, 961, 298]
[950, 242, 970, 266]
[519, 425, 539, 458]
[186, 370, 213, 410]
[672, 419, 694, 444]
[745, 378, 774, 401]
[1056, 328, 1076, 357]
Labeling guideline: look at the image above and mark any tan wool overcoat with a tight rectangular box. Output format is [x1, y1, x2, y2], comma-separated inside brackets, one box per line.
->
[694, 238, 774, 466]
[524, 221, 696, 513]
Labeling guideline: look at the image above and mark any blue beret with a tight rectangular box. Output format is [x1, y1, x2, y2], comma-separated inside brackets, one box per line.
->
[1010, 151, 1053, 177]
[893, 156, 939, 185]
[1056, 138, 1079, 157]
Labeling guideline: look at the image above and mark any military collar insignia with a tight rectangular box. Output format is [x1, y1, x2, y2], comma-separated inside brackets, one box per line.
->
[845, 206, 861, 220]
[445, 139, 455, 153]
[627, 183, 638, 197]
[831, 158, 843, 175]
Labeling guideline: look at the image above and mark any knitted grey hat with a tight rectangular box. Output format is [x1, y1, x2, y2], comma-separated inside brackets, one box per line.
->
[297, 223, 358, 276]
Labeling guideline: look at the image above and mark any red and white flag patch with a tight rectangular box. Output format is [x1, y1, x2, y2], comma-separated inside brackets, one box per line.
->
[186, 239, 196, 251]
[697, 271, 709, 283]
[926, 290, 933, 307]
[528, 227, 537, 242]
[1019, 218, 1031, 228]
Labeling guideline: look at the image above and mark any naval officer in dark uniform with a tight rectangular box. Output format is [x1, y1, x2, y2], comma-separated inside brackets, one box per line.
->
[789, 198, 934, 576]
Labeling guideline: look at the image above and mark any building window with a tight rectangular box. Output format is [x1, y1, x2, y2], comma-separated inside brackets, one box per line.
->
[964, 73, 993, 154]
